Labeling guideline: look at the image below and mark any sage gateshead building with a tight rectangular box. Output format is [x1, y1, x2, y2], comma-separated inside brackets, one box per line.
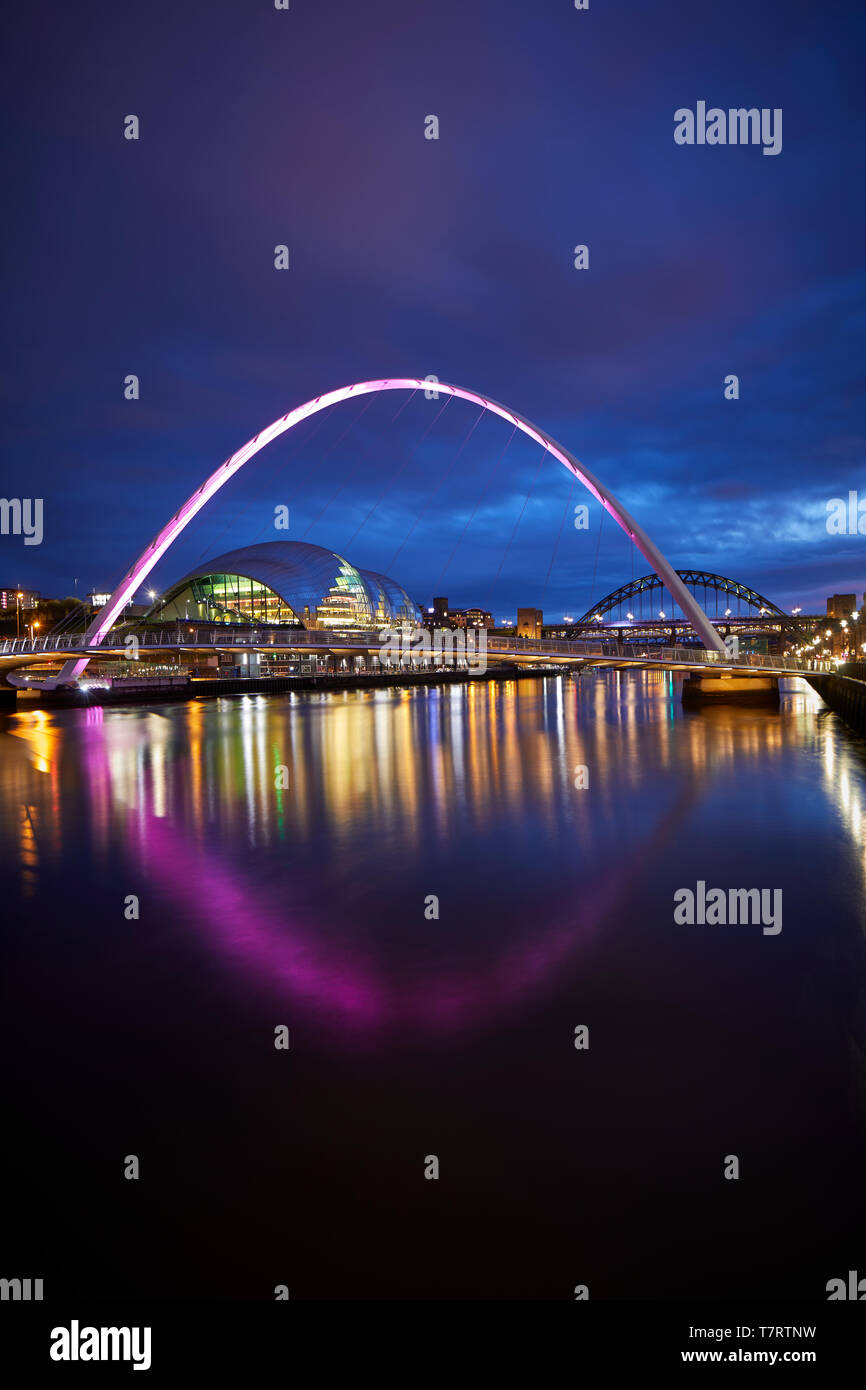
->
[145, 541, 422, 630]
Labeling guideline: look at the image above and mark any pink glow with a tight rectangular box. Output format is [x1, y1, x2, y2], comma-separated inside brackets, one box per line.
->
[134, 807, 616, 1037]
[56, 379, 724, 682]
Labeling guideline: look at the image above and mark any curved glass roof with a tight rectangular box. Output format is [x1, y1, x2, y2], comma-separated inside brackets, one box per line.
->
[359, 568, 422, 626]
[149, 541, 421, 629]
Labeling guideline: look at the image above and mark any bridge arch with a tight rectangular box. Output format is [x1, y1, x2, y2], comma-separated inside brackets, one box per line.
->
[575, 571, 788, 628]
[55, 378, 726, 682]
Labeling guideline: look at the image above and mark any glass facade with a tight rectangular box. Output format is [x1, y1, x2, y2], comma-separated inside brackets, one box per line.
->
[359, 569, 419, 626]
[147, 542, 421, 631]
[158, 574, 301, 625]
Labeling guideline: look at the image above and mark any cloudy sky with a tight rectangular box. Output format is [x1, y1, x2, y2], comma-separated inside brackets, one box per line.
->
[3, 0, 865, 620]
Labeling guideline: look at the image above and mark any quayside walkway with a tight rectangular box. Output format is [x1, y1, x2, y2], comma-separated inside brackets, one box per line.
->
[0, 626, 833, 681]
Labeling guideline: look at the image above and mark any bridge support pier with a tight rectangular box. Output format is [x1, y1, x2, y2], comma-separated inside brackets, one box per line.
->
[682, 673, 780, 707]
[0, 667, 19, 708]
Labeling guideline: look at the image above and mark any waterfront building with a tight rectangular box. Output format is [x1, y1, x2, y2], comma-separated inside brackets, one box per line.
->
[0, 586, 40, 611]
[145, 541, 421, 630]
[517, 607, 544, 639]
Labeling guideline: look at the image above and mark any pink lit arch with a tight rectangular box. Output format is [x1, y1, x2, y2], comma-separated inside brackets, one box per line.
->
[54, 377, 725, 683]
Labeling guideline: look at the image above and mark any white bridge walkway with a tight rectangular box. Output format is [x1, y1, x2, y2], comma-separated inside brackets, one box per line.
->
[0, 626, 830, 682]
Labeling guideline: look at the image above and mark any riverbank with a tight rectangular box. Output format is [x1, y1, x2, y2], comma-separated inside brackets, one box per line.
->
[806, 671, 866, 735]
[7, 662, 573, 710]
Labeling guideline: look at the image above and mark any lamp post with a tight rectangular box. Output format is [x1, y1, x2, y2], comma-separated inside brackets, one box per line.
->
[16, 590, 23, 638]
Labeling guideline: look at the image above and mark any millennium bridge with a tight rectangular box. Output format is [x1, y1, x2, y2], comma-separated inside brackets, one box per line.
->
[0, 377, 843, 709]
[0, 624, 830, 678]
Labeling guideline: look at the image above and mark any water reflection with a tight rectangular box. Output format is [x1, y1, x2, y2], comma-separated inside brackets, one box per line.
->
[2, 672, 865, 1035]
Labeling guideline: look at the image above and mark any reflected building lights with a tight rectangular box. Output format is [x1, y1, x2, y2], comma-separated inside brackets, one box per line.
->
[3, 670, 865, 1007]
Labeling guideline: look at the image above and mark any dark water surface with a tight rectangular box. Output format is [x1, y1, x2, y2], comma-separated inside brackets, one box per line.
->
[2, 671, 865, 1300]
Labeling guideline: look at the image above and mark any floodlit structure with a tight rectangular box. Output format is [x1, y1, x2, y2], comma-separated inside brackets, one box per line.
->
[146, 541, 421, 630]
[47, 377, 730, 685]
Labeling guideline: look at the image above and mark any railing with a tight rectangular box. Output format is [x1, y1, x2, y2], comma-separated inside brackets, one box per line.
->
[107, 674, 190, 690]
[0, 625, 832, 675]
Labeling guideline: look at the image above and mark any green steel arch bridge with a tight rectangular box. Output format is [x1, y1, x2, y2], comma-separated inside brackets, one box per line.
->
[573, 570, 793, 632]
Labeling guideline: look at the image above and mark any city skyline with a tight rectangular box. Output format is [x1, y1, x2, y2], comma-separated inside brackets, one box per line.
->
[3, 0, 866, 1339]
[3, 0, 865, 616]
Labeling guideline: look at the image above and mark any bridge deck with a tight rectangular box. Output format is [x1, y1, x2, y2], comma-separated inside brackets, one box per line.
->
[0, 626, 830, 680]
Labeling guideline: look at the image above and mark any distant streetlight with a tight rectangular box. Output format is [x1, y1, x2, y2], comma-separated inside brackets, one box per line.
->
[626, 611, 634, 621]
[792, 606, 802, 615]
[658, 610, 666, 619]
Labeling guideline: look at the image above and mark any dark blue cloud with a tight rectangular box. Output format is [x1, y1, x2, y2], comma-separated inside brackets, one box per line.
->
[2, 0, 864, 619]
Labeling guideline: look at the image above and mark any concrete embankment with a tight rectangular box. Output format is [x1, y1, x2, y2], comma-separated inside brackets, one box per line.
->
[682, 673, 780, 706]
[10, 663, 575, 711]
[806, 672, 866, 735]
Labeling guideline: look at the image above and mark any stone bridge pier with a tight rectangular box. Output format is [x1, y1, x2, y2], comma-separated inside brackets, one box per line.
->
[682, 672, 780, 706]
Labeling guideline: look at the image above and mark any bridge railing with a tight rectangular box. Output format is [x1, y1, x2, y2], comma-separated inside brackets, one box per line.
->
[0, 625, 833, 675]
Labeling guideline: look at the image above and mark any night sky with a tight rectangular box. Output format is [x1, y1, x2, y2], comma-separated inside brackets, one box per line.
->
[3, 0, 865, 620]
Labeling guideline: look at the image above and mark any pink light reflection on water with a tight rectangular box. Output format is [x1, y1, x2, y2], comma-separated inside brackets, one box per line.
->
[132, 808, 632, 1039]
[136, 810, 389, 1029]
